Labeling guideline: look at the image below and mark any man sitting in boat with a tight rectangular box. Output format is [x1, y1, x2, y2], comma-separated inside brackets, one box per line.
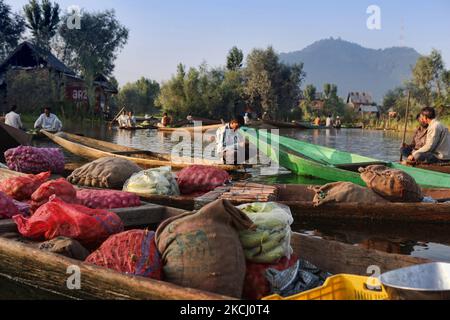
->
[216, 116, 246, 165]
[314, 116, 321, 126]
[186, 113, 193, 124]
[158, 112, 172, 127]
[127, 111, 137, 128]
[117, 110, 128, 128]
[334, 116, 342, 128]
[408, 107, 450, 164]
[34, 107, 62, 132]
[325, 115, 333, 128]
[4, 105, 24, 130]
[401, 113, 428, 160]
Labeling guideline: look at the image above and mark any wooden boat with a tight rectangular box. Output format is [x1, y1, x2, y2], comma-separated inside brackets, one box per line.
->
[157, 123, 223, 133]
[243, 130, 450, 189]
[262, 119, 305, 129]
[0, 203, 429, 299]
[406, 162, 450, 174]
[0, 122, 32, 160]
[118, 125, 157, 130]
[41, 131, 243, 171]
[114, 182, 450, 225]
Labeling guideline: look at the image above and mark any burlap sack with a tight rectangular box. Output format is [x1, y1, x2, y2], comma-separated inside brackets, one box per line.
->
[39, 237, 90, 260]
[155, 199, 255, 298]
[311, 182, 388, 206]
[359, 165, 423, 202]
[67, 157, 142, 189]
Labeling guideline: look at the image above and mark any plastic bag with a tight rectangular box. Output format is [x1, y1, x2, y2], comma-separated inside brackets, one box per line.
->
[77, 189, 141, 209]
[86, 230, 162, 280]
[5, 146, 64, 174]
[0, 171, 51, 201]
[31, 178, 78, 212]
[0, 191, 20, 219]
[13, 197, 124, 247]
[176, 165, 230, 194]
[237, 202, 294, 264]
[123, 166, 180, 196]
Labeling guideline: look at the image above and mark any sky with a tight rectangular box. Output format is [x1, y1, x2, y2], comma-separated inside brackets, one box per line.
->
[8, 0, 450, 86]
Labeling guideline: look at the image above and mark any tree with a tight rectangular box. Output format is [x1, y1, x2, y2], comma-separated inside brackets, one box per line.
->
[411, 49, 449, 116]
[58, 9, 128, 115]
[118, 77, 160, 114]
[23, 0, 60, 50]
[226, 46, 244, 71]
[303, 84, 316, 101]
[0, 0, 26, 61]
[244, 46, 305, 119]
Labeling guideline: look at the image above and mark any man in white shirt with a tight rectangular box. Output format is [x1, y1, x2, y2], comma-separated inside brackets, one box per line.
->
[34, 107, 63, 132]
[325, 115, 333, 128]
[216, 116, 245, 164]
[4, 105, 23, 129]
[409, 107, 450, 163]
[117, 110, 128, 128]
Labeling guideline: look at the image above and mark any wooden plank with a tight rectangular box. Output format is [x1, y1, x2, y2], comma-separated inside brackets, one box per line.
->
[291, 233, 430, 276]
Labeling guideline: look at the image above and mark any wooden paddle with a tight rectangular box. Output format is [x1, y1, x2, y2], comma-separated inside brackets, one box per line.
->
[400, 91, 411, 162]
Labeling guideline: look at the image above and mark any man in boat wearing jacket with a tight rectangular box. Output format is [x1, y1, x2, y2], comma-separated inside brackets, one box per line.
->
[401, 113, 428, 159]
[408, 107, 450, 164]
[215, 116, 246, 165]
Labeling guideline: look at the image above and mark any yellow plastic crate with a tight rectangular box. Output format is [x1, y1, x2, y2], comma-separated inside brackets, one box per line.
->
[262, 274, 388, 300]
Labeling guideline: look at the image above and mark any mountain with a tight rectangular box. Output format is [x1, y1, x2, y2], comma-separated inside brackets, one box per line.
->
[279, 38, 421, 103]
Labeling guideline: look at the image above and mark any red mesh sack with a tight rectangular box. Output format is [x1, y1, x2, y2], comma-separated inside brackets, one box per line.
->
[13, 197, 124, 246]
[5, 146, 64, 174]
[85, 229, 162, 280]
[176, 165, 230, 194]
[31, 178, 78, 212]
[76, 189, 141, 209]
[0, 191, 20, 219]
[0, 172, 51, 201]
[243, 255, 298, 300]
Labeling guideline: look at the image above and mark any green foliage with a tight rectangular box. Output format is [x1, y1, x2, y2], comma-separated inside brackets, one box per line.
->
[303, 84, 316, 101]
[23, 0, 60, 50]
[226, 46, 244, 71]
[118, 77, 160, 115]
[0, 0, 26, 61]
[57, 9, 128, 114]
[5, 69, 71, 116]
[385, 49, 449, 119]
[244, 46, 305, 120]
[156, 63, 243, 120]
[58, 10, 129, 77]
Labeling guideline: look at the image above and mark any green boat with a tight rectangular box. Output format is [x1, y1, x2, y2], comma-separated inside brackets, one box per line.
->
[243, 129, 450, 189]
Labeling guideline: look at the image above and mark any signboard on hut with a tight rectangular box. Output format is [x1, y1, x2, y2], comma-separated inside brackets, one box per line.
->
[66, 86, 88, 102]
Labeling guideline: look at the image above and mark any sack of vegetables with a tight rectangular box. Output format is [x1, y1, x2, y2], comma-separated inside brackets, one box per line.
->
[237, 202, 294, 264]
[5, 146, 64, 174]
[123, 166, 180, 196]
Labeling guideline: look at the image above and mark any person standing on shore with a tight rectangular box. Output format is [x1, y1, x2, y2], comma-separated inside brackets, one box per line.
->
[4, 105, 23, 130]
[34, 107, 62, 132]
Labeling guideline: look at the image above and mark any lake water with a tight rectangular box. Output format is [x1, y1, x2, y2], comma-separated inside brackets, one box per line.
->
[2, 123, 449, 299]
